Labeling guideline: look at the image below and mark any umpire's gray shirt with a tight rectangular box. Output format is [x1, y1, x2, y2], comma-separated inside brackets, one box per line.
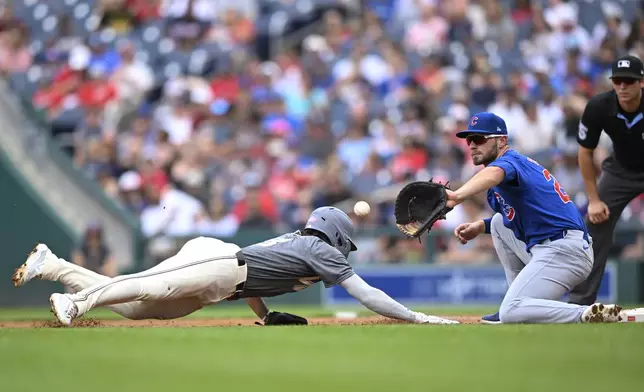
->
[239, 231, 355, 298]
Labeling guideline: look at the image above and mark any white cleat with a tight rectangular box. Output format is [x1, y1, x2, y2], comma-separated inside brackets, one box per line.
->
[581, 303, 623, 323]
[49, 293, 78, 326]
[12, 243, 52, 287]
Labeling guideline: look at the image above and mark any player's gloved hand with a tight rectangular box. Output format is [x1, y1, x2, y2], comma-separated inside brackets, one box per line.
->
[454, 221, 485, 244]
[588, 200, 610, 224]
[258, 311, 308, 326]
[412, 311, 460, 325]
[394, 179, 452, 239]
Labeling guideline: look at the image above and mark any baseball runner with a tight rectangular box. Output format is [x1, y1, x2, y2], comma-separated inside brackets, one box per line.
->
[12, 206, 458, 326]
[443, 112, 623, 324]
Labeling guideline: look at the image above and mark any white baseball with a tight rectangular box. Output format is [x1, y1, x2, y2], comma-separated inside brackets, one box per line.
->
[354, 201, 371, 216]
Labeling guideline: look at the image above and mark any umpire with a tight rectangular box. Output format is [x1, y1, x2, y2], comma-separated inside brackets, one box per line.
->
[570, 55, 644, 305]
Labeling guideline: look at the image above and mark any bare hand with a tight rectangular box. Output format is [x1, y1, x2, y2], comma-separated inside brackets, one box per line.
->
[454, 222, 484, 245]
[588, 200, 610, 224]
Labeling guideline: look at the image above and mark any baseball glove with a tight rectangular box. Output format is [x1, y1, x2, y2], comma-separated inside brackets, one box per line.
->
[394, 180, 452, 239]
[257, 311, 308, 326]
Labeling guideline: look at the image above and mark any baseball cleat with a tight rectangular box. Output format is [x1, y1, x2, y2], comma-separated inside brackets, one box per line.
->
[49, 293, 78, 326]
[581, 303, 623, 323]
[12, 243, 52, 287]
[480, 312, 502, 324]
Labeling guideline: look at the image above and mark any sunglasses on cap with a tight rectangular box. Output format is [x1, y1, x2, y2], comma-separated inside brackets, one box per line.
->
[612, 77, 640, 85]
[465, 134, 505, 146]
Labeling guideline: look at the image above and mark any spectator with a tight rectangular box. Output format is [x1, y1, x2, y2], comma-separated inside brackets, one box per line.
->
[547, 2, 591, 58]
[404, 1, 448, 55]
[117, 170, 146, 215]
[481, 0, 516, 50]
[72, 224, 118, 277]
[337, 123, 372, 174]
[512, 101, 555, 157]
[104, 39, 155, 133]
[196, 196, 239, 237]
[0, 21, 31, 75]
[237, 186, 275, 230]
[591, 2, 631, 51]
[488, 86, 525, 134]
[551, 144, 586, 207]
[140, 175, 205, 238]
[97, 0, 138, 34]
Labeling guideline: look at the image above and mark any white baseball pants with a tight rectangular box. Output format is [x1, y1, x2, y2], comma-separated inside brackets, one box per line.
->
[490, 213, 593, 323]
[43, 237, 247, 320]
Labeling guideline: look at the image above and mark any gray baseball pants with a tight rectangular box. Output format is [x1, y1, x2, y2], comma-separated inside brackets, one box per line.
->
[490, 214, 592, 323]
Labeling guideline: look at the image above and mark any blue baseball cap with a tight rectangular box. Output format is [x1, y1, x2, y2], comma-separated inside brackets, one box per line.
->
[456, 112, 508, 138]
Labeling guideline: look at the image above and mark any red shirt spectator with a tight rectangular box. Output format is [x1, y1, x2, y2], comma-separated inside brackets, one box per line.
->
[141, 166, 169, 192]
[511, 1, 533, 24]
[33, 66, 85, 111]
[33, 88, 65, 112]
[210, 76, 240, 102]
[127, 0, 161, 22]
[77, 79, 117, 108]
[390, 145, 429, 181]
[232, 187, 279, 223]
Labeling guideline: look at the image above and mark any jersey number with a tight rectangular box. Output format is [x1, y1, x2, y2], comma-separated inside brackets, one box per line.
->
[542, 169, 572, 203]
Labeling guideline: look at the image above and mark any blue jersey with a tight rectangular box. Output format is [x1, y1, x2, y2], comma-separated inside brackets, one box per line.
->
[486, 150, 587, 250]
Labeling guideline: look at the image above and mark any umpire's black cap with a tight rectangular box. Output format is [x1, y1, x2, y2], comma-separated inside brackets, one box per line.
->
[610, 55, 644, 80]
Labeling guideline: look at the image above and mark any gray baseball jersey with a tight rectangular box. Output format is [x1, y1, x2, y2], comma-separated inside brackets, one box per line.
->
[239, 231, 355, 298]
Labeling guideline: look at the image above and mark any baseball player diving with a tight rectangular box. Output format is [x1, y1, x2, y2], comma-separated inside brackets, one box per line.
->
[12, 206, 459, 326]
[394, 112, 625, 324]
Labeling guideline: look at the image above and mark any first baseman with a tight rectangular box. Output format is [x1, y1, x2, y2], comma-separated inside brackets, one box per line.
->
[445, 112, 624, 324]
[13, 206, 458, 326]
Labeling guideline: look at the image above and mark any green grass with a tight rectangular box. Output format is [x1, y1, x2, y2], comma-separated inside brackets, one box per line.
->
[1, 323, 643, 392]
[1, 306, 644, 391]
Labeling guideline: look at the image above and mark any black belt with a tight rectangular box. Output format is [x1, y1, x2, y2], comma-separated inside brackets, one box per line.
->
[236, 250, 246, 267]
[227, 250, 247, 301]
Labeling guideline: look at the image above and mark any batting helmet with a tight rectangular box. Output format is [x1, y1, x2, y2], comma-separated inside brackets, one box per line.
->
[305, 206, 358, 258]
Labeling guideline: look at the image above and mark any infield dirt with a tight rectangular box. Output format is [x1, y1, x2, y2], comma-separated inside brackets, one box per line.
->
[0, 315, 481, 328]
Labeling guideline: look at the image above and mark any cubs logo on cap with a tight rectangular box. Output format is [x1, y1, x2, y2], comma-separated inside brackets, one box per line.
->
[456, 112, 508, 138]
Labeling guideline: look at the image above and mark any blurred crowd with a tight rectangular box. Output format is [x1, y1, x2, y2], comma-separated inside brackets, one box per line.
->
[2, 0, 644, 267]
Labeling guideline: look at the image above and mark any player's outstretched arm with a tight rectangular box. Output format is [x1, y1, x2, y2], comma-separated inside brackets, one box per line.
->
[448, 166, 505, 207]
[339, 275, 458, 324]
